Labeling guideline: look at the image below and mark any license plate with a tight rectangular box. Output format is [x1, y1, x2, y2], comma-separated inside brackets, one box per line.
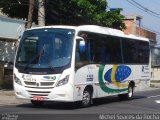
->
[32, 96, 44, 101]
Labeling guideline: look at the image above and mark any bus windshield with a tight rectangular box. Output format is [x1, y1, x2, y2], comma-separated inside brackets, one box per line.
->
[15, 28, 75, 70]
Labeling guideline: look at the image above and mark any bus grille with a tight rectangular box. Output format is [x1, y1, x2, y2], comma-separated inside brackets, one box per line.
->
[24, 81, 36, 86]
[24, 81, 55, 97]
[24, 81, 55, 87]
[27, 90, 51, 96]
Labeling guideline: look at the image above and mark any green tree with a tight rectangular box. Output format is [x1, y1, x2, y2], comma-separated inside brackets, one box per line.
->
[0, 0, 126, 30]
[0, 0, 29, 19]
[94, 9, 126, 30]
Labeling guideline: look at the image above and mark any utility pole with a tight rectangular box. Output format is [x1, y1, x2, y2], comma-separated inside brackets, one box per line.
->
[38, 0, 45, 26]
[26, 0, 34, 29]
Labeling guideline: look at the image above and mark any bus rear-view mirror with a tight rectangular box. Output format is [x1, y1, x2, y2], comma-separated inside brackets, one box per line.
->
[79, 41, 86, 52]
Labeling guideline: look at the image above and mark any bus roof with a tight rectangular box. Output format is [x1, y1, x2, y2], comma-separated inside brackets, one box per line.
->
[77, 25, 149, 41]
[27, 25, 149, 42]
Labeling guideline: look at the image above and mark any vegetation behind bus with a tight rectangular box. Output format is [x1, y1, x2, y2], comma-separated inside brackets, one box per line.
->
[0, 0, 125, 30]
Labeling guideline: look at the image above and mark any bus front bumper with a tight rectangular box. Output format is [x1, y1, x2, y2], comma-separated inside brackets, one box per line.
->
[14, 82, 74, 102]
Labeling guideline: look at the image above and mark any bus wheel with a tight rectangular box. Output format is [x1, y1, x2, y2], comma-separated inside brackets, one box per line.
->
[31, 100, 44, 107]
[127, 85, 134, 99]
[81, 88, 92, 107]
[118, 85, 134, 100]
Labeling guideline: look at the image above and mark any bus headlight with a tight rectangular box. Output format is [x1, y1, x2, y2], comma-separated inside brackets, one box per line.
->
[14, 74, 22, 85]
[56, 75, 69, 87]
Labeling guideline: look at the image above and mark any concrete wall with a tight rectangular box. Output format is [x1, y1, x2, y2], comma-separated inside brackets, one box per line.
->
[151, 67, 160, 87]
[0, 40, 16, 63]
[136, 27, 156, 41]
[151, 68, 160, 80]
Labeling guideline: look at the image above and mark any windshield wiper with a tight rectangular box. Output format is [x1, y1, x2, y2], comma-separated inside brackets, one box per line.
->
[23, 44, 55, 71]
[38, 45, 55, 71]
[23, 44, 46, 70]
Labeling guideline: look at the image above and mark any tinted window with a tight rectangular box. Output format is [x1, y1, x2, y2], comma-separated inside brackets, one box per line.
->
[122, 39, 138, 63]
[76, 31, 149, 67]
[137, 41, 149, 63]
[122, 38, 149, 64]
[76, 32, 123, 66]
[91, 36, 122, 64]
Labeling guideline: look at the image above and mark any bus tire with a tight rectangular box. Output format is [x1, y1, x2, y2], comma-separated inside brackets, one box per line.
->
[118, 84, 134, 100]
[81, 88, 92, 107]
[127, 85, 134, 99]
[31, 100, 44, 107]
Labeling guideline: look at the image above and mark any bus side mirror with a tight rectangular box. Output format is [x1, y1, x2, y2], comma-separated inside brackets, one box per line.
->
[76, 36, 86, 53]
[79, 40, 86, 52]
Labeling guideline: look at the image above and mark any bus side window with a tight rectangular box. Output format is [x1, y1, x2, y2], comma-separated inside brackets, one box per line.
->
[75, 40, 89, 68]
[92, 41, 106, 63]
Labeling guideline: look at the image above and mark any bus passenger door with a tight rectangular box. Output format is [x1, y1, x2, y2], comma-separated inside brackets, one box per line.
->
[74, 38, 97, 100]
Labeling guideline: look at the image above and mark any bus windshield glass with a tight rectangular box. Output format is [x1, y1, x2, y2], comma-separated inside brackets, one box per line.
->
[16, 28, 75, 69]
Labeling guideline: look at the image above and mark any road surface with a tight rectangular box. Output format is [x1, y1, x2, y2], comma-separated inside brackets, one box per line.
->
[0, 89, 160, 120]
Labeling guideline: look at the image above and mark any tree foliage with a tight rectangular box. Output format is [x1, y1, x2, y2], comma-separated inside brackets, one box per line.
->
[0, 0, 125, 30]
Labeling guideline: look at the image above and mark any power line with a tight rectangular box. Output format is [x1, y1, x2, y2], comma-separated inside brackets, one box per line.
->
[148, 0, 160, 8]
[131, 0, 160, 15]
[126, 0, 160, 19]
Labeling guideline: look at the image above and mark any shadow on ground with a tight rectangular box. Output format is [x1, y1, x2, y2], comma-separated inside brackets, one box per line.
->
[16, 94, 147, 110]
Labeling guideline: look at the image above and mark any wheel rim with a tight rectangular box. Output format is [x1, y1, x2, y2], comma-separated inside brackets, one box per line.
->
[128, 87, 133, 98]
[82, 91, 90, 105]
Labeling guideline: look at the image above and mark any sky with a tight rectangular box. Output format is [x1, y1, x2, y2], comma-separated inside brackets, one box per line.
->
[107, 0, 160, 44]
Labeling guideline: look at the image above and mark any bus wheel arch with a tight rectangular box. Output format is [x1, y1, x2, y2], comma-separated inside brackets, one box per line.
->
[81, 85, 93, 107]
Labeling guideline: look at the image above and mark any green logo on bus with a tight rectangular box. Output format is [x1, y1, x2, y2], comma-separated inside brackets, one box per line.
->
[43, 76, 56, 80]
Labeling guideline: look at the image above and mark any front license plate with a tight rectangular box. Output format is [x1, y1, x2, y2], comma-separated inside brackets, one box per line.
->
[32, 96, 44, 101]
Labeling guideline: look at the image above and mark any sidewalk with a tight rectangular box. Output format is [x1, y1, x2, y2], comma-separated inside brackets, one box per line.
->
[0, 90, 29, 106]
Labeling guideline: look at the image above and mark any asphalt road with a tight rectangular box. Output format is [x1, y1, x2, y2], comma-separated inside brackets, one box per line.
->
[0, 89, 160, 120]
